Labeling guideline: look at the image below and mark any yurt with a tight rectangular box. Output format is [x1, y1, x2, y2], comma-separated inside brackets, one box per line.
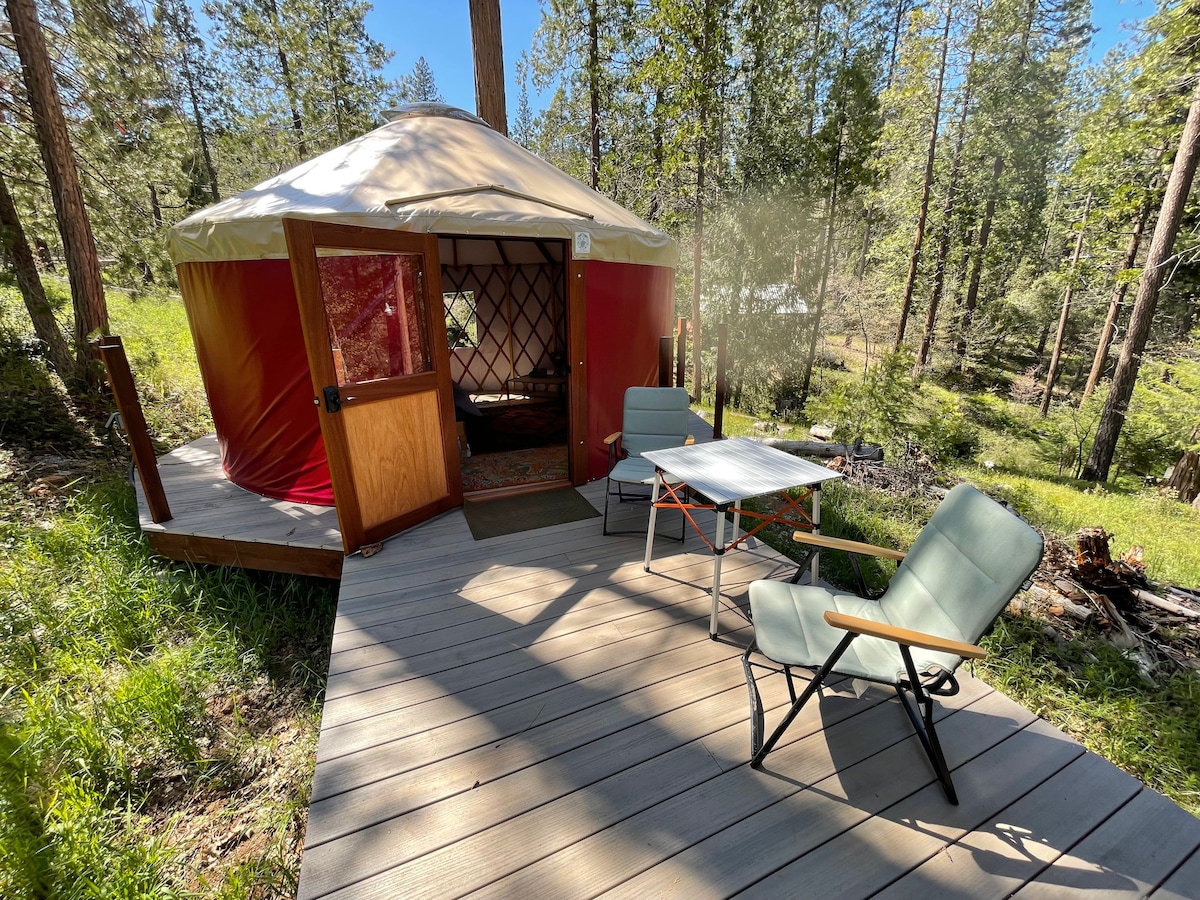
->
[166, 104, 678, 552]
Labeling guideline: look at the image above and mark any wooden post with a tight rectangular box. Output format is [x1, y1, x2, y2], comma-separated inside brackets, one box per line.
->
[675, 317, 686, 389]
[713, 323, 728, 440]
[468, 0, 507, 136]
[95, 336, 172, 523]
[658, 336, 672, 387]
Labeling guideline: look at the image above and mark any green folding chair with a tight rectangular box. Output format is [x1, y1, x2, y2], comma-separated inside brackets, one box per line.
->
[743, 483, 1043, 803]
[602, 386, 692, 538]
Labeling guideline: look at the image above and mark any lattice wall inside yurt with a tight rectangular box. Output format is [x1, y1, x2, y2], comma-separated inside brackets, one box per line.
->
[440, 237, 567, 395]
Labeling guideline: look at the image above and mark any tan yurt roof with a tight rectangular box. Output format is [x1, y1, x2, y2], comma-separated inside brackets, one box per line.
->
[166, 105, 677, 268]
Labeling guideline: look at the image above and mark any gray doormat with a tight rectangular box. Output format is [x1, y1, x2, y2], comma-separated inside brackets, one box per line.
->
[462, 488, 599, 540]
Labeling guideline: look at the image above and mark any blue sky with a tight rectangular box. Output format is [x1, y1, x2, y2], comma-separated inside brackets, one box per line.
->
[368, 1, 1158, 120]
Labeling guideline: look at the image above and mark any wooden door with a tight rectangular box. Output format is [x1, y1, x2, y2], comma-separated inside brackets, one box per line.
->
[284, 219, 462, 553]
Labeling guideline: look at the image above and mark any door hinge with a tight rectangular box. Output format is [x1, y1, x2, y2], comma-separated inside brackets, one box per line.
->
[322, 385, 342, 413]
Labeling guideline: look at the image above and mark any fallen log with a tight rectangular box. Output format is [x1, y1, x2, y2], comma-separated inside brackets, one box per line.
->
[755, 438, 885, 461]
[1134, 588, 1200, 620]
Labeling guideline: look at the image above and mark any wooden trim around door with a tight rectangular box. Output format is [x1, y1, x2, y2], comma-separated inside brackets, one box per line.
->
[567, 254, 588, 486]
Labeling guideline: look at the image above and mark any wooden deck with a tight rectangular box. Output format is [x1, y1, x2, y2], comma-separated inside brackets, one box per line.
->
[133, 427, 1200, 897]
[134, 434, 344, 578]
[298, 479, 1200, 899]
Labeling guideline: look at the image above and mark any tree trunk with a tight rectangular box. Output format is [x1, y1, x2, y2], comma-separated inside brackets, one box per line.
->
[1165, 450, 1200, 503]
[0, 167, 73, 374]
[7, 0, 108, 387]
[803, 5, 823, 140]
[691, 122, 706, 400]
[1083, 205, 1148, 400]
[469, 0, 508, 136]
[894, 1, 950, 352]
[264, 0, 307, 158]
[955, 155, 1003, 369]
[648, 80, 664, 220]
[588, 0, 600, 190]
[322, 6, 348, 144]
[1084, 84, 1200, 482]
[799, 52, 847, 409]
[1040, 191, 1092, 416]
[884, 0, 913, 90]
[149, 182, 163, 228]
[183, 58, 220, 202]
[916, 36, 975, 374]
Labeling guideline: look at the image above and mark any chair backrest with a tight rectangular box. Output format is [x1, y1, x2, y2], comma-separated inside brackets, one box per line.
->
[880, 483, 1043, 647]
[621, 387, 691, 458]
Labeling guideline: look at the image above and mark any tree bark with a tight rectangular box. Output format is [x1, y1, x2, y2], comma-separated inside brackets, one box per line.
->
[955, 155, 1003, 369]
[1039, 191, 1092, 415]
[469, 0, 508, 136]
[1165, 450, 1200, 503]
[894, 1, 951, 352]
[182, 55, 220, 202]
[691, 121, 706, 400]
[916, 34, 976, 374]
[1083, 205, 1148, 400]
[799, 48, 848, 409]
[7, 0, 108, 387]
[588, 0, 600, 190]
[0, 167, 73, 375]
[1084, 84, 1200, 482]
[264, 0, 307, 158]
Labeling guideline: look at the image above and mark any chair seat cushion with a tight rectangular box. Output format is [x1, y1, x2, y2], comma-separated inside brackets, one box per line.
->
[749, 580, 962, 683]
[609, 457, 657, 485]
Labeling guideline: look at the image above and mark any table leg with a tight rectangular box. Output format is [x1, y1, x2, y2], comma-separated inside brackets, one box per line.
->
[710, 503, 727, 639]
[811, 487, 821, 585]
[732, 505, 742, 546]
[644, 470, 663, 573]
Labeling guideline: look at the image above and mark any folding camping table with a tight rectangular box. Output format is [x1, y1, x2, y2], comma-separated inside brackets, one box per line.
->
[641, 437, 843, 639]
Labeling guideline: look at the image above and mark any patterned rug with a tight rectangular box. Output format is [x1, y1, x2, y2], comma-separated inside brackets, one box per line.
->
[460, 445, 569, 493]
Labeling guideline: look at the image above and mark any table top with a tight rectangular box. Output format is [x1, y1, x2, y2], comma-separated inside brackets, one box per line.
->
[642, 437, 842, 506]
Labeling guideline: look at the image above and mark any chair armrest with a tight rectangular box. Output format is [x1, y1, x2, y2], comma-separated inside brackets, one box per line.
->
[823, 610, 986, 660]
[603, 431, 622, 446]
[791, 531, 906, 562]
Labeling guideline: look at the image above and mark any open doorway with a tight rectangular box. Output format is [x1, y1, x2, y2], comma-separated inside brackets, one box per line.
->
[439, 236, 571, 495]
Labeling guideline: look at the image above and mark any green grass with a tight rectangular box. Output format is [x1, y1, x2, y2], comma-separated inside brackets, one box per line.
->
[0, 479, 337, 897]
[959, 467, 1200, 587]
[1, 281, 335, 896]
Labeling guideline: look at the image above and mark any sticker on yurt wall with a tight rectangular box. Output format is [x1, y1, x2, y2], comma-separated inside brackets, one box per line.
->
[574, 231, 592, 255]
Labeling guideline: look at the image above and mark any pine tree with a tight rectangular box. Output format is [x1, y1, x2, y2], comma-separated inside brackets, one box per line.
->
[157, 0, 222, 204]
[398, 57, 443, 104]
[6, 0, 108, 387]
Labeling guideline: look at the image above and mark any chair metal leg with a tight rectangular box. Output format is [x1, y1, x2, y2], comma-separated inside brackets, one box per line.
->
[750, 631, 857, 768]
[603, 475, 612, 535]
[602, 477, 686, 541]
[897, 644, 959, 804]
[741, 643, 764, 760]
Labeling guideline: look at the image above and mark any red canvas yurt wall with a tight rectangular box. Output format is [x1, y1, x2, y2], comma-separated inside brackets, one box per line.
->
[584, 259, 675, 480]
[175, 255, 674, 504]
[177, 260, 334, 505]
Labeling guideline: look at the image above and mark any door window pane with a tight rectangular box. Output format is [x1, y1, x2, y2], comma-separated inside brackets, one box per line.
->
[316, 251, 431, 384]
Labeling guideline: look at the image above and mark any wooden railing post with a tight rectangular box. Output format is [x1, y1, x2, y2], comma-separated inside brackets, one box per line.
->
[658, 336, 673, 387]
[95, 335, 172, 523]
[713, 322, 728, 440]
[675, 317, 686, 389]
